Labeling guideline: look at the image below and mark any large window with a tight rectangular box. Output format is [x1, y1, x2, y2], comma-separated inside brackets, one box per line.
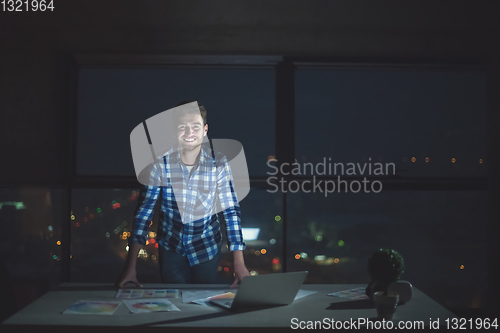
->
[295, 68, 487, 177]
[72, 62, 278, 283]
[70, 188, 283, 283]
[77, 68, 275, 176]
[286, 190, 488, 308]
[287, 64, 488, 310]
[66, 58, 488, 312]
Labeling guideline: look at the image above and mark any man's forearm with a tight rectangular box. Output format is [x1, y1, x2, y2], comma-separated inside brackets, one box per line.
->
[232, 250, 246, 267]
[126, 243, 143, 268]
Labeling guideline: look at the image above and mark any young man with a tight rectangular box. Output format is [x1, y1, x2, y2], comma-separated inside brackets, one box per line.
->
[116, 101, 250, 287]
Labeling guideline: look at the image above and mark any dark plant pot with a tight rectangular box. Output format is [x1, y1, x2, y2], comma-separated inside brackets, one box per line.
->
[366, 280, 413, 304]
[365, 280, 384, 300]
[373, 291, 399, 320]
[388, 280, 412, 304]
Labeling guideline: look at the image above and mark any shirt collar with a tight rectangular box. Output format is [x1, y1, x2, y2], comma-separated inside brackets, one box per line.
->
[165, 144, 211, 166]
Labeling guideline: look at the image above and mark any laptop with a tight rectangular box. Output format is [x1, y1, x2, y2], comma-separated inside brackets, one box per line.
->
[209, 271, 308, 311]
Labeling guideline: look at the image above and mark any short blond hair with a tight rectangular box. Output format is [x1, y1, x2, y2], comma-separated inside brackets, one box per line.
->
[173, 100, 207, 126]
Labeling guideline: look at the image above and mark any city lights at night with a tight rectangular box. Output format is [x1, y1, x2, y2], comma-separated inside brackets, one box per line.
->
[1, 8, 495, 326]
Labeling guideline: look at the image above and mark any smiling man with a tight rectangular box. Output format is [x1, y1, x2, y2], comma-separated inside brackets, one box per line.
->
[116, 101, 250, 287]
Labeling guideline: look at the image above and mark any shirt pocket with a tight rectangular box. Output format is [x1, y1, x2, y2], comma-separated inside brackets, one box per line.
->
[194, 188, 215, 212]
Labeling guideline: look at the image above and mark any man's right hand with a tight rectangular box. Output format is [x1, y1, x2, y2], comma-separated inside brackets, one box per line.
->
[115, 242, 143, 288]
[115, 266, 142, 288]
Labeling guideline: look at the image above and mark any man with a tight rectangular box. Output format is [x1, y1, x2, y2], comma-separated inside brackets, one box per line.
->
[116, 101, 250, 287]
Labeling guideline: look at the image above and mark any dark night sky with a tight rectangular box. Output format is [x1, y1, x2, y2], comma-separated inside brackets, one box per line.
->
[77, 68, 275, 176]
[295, 68, 487, 177]
[77, 67, 487, 178]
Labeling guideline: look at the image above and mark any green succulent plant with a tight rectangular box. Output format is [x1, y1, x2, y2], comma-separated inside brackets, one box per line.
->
[367, 248, 405, 295]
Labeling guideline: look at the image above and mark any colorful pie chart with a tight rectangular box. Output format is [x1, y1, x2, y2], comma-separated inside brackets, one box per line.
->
[132, 302, 171, 311]
[67, 301, 119, 314]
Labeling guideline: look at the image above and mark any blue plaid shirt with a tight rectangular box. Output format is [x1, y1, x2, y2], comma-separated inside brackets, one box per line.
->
[129, 144, 245, 266]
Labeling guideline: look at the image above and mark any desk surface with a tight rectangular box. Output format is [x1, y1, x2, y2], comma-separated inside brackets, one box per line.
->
[3, 283, 456, 329]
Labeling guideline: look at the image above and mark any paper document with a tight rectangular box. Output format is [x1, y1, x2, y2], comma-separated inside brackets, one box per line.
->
[62, 300, 122, 315]
[122, 298, 180, 313]
[115, 289, 179, 299]
[182, 290, 229, 304]
[191, 292, 235, 306]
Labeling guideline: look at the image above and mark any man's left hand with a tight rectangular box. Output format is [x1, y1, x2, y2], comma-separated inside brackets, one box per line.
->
[230, 264, 251, 288]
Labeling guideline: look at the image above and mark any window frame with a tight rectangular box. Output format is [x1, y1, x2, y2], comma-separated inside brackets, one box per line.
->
[62, 54, 489, 286]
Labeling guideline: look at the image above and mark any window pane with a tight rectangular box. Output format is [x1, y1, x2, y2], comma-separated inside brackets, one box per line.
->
[218, 189, 283, 282]
[0, 188, 63, 288]
[70, 188, 159, 283]
[77, 68, 275, 177]
[70, 188, 283, 283]
[286, 191, 488, 309]
[296, 68, 488, 177]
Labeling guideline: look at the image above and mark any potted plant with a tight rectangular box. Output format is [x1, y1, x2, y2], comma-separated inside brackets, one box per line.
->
[366, 248, 405, 320]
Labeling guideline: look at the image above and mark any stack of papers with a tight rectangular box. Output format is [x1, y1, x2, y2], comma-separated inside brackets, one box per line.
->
[62, 288, 319, 314]
[63, 289, 181, 315]
[115, 288, 179, 299]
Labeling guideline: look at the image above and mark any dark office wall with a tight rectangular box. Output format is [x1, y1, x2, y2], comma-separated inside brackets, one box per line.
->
[0, 0, 499, 185]
[0, 0, 499, 310]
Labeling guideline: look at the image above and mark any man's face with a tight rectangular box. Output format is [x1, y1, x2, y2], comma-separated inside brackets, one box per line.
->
[176, 113, 208, 150]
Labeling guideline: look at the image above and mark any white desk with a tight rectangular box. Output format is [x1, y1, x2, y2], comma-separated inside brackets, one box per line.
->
[2, 283, 457, 331]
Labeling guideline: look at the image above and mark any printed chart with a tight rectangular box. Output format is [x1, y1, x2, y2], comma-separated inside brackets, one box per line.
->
[115, 289, 179, 299]
[122, 298, 180, 313]
[62, 300, 122, 315]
